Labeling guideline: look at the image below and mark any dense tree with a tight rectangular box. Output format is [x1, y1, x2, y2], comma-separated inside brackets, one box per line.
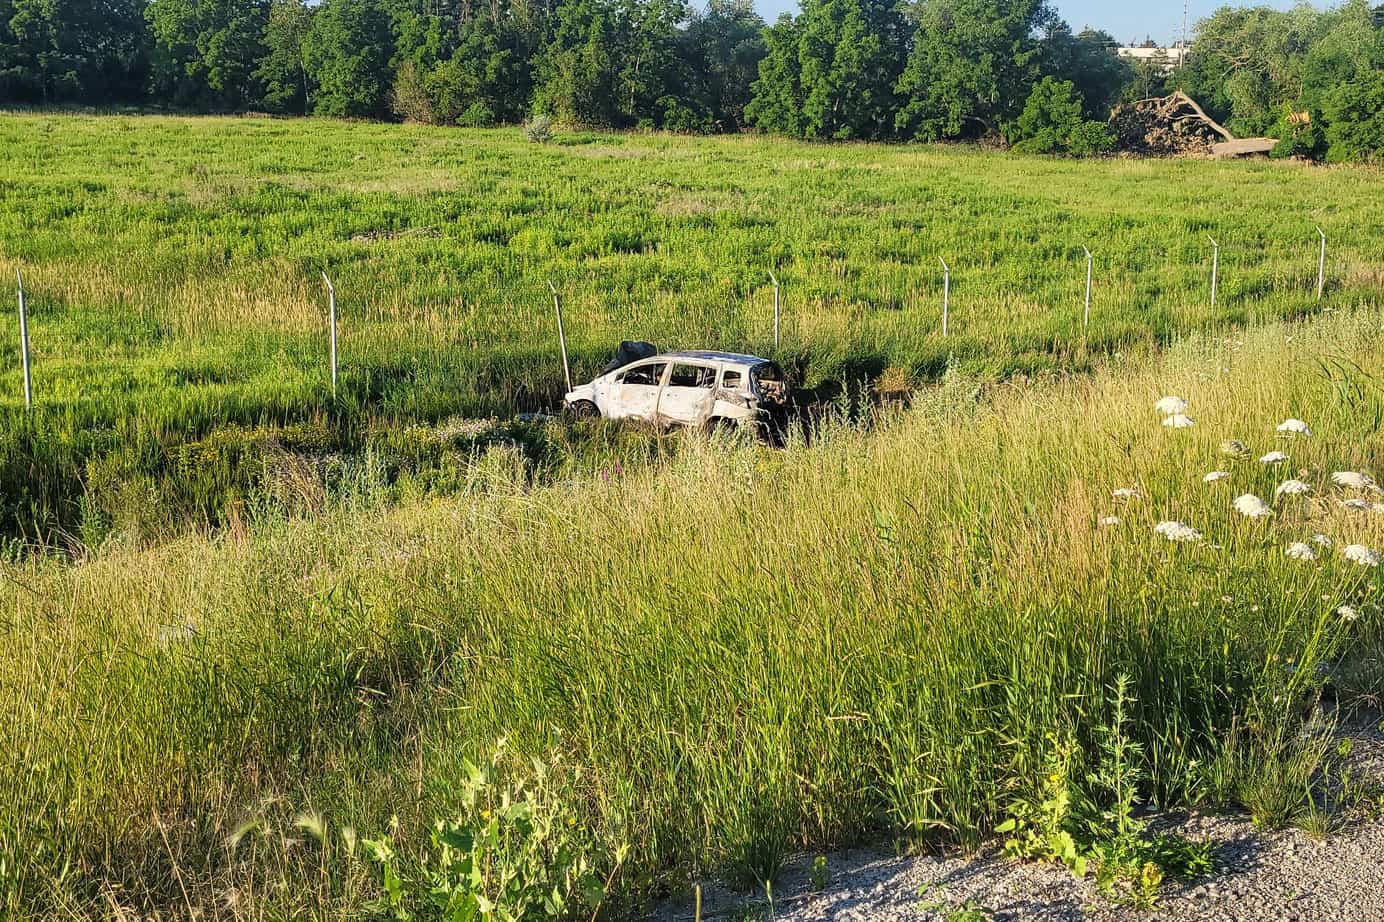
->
[254, 0, 311, 113]
[1039, 25, 1132, 118]
[146, 0, 267, 109]
[532, 0, 618, 125]
[681, 0, 766, 131]
[894, 0, 1060, 141]
[302, 0, 392, 117]
[746, 0, 907, 140]
[1006, 75, 1113, 154]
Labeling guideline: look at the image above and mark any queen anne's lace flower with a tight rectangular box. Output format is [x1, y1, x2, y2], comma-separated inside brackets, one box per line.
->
[1285, 543, 1318, 561]
[1275, 479, 1312, 497]
[1260, 451, 1289, 464]
[1312, 534, 1333, 547]
[1332, 471, 1378, 491]
[1154, 521, 1202, 542]
[1343, 545, 1381, 567]
[1155, 396, 1188, 415]
[1338, 606, 1360, 622]
[1276, 418, 1311, 436]
[1100, 516, 1120, 526]
[1162, 414, 1195, 429]
[1112, 488, 1139, 500]
[1203, 471, 1231, 483]
[1235, 494, 1273, 518]
[1342, 498, 1370, 512]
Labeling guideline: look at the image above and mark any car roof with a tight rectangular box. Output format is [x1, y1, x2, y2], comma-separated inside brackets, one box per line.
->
[659, 350, 771, 366]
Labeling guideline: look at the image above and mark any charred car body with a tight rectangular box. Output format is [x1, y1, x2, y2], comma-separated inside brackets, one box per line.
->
[564, 342, 788, 436]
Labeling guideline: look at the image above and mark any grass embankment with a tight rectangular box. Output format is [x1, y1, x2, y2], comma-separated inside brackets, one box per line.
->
[1, 113, 1383, 546]
[2, 307, 1381, 915]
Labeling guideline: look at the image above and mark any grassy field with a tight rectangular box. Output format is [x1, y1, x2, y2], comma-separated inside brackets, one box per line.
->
[1, 112, 1383, 548]
[3, 301, 1383, 916]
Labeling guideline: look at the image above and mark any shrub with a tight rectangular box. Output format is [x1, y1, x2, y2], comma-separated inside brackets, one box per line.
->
[390, 61, 434, 124]
[1008, 77, 1114, 157]
[524, 116, 554, 144]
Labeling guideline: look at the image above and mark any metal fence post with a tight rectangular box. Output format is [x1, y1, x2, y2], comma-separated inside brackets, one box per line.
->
[16, 270, 31, 410]
[1082, 246, 1093, 332]
[938, 257, 950, 338]
[549, 280, 572, 393]
[1207, 235, 1220, 309]
[321, 271, 337, 398]
[768, 271, 780, 350]
[1316, 227, 1327, 300]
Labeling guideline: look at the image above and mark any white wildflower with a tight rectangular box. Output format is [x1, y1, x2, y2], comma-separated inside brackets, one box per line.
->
[1154, 521, 1202, 542]
[1220, 440, 1250, 457]
[1203, 471, 1232, 483]
[1338, 605, 1359, 622]
[1162, 414, 1196, 429]
[1342, 544, 1381, 567]
[1275, 479, 1312, 497]
[1259, 451, 1289, 465]
[1235, 494, 1273, 518]
[1100, 516, 1121, 526]
[1112, 488, 1140, 500]
[1275, 419, 1311, 436]
[1342, 498, 1370, 512]
[1311, 534, 1333, 548]
[1374, 504, 1384, 516]
[1155, 396, 1188, 415]
[1285, 543, 1318, 561]
[1332, 471, 1378, 491]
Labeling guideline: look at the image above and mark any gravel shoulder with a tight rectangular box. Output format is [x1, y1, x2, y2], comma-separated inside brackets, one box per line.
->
[654, 713, 1384, 922]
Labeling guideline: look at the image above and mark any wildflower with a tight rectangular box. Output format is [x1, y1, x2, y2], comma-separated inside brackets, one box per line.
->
[1338, 606, 1359, 622]
[1112, 488, 1139, 500]
[1221, 440, 1250, 457]
[1275, 419, 1311, 436]
[1154, 521, 1202, 542]
[1260, 451, 1289, 465]
[1342, 498, 1370, 512]
[1100, 516, 1121, 526]
[1275, 479, 1312, 497]
[1162, 414, 1195, 429]
[1374, 504, 1384, 515]
[1332, 471, 1379, 491]
[1285, 543, 1318, 561]
[1311, 534, 1333, 548]
[1342, 545, 1381, 567]
[1155, 396, 1188, 415]
[1235, 494, 1273, 518]
[1203, 471, 1232, 483]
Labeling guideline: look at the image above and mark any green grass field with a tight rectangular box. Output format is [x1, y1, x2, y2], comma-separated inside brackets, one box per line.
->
[0, 114, 1382, 918]
[1, 112, 1383, 547]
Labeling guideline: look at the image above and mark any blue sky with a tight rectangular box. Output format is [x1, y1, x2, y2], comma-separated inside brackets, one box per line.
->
[748, 1, 1322, 45]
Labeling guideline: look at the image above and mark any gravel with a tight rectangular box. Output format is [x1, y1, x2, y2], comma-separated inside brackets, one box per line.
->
[653, 713, 1384, 922]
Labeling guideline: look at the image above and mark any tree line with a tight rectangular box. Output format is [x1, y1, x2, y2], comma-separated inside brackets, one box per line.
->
[1, 0, 1381, 159]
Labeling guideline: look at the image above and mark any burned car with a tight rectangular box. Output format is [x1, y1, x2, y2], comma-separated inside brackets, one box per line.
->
[564, 342, 787, 435]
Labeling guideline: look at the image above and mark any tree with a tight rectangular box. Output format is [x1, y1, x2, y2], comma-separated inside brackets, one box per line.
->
[1006, 75, 1113, 155]
[302, 0, 392, 117]
[681, 0, 766, 131]
[255, 0, 312, 113]
[1, 0, 148, 103]
[1040, 25, 1132, 119]
[532, 0, 619, 126]
[744, 0, 906, 140]
[895, 0, 1060, 141]
[1319, 22, 1384, 162]
[146, 0, 268, 109]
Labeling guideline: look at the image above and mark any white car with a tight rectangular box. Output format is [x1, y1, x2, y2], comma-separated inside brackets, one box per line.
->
[564, 349, 787, 433]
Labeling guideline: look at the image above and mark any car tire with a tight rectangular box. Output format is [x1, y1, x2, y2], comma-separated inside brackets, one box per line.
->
[568, 400, 600, 420]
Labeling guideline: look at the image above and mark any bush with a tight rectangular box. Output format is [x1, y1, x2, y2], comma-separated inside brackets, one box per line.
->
[390, 61, 434, 124]
[1008, 77, 1115, 157]
[524, 116, 554, 143]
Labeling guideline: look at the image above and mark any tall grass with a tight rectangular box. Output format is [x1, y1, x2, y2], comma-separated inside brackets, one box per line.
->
[1, 113, 1383, 544]
[2, 306, 1380, 915]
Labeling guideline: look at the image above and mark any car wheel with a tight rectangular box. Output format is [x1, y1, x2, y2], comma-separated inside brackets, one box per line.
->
[568, 400, 600, 420]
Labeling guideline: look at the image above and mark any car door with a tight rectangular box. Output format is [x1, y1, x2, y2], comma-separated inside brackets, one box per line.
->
[658, 362, 718, 426]
[607, 361, 668, 421]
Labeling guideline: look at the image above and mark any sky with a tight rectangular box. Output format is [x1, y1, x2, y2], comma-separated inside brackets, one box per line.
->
[748, 1, 1322, 46]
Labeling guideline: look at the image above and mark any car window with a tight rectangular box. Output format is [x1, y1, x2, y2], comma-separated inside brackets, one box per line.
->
[618, 363, 666, 386]
[720, 369, 743, 390]
[669, 364, 715, 388]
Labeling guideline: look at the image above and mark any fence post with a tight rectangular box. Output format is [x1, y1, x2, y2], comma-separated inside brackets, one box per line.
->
[768, 271, 780, 350]
[1316, 227, 1327, 300]
[938, 257, 950, 338]
[1082, 246, 1093, 332]
[321, 271, 337, 398]
[1207, 235, 1220, 309]
[16, 269, 31, 410]
[548, 280, 572, 393]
